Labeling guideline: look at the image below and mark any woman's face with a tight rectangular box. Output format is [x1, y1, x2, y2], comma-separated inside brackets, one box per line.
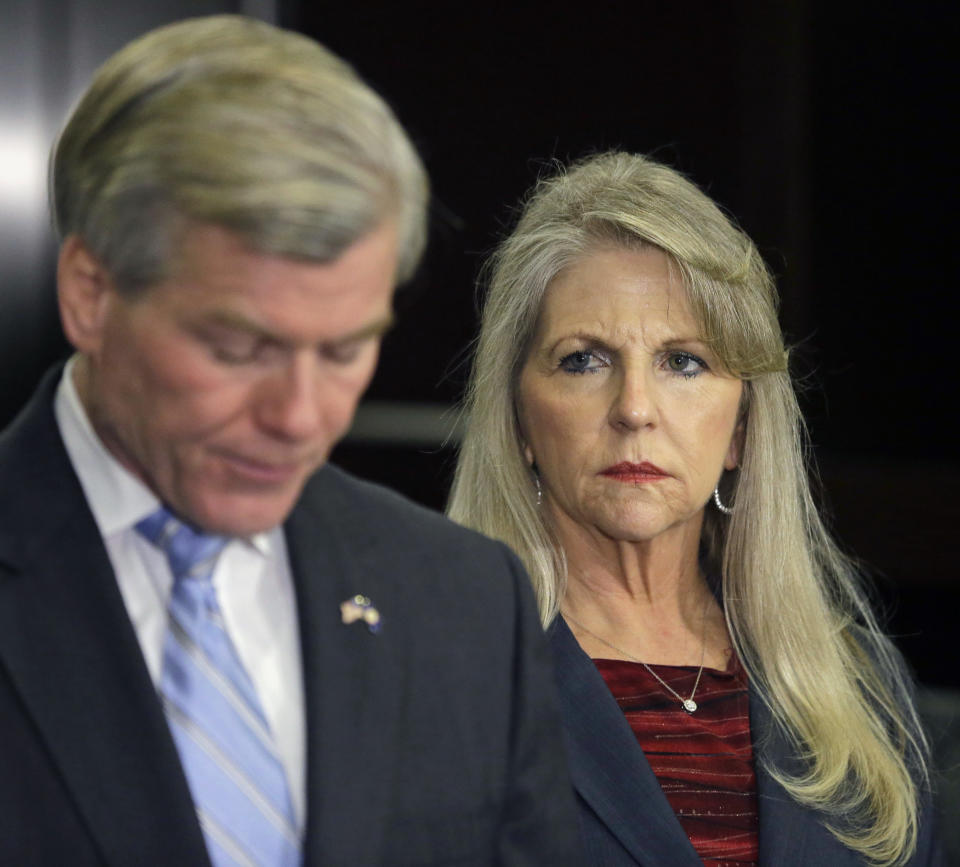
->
[517, 244, 743, 546]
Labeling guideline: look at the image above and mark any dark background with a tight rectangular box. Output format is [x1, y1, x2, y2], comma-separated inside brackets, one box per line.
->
[299, 2, 958, 689]
[1, 1, 955, 688]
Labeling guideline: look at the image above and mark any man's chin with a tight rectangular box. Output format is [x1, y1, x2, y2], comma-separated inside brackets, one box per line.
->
[180, 488, 305, 536]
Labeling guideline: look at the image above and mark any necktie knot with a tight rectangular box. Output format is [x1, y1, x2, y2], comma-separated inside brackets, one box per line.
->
[136, 506, 228, 585]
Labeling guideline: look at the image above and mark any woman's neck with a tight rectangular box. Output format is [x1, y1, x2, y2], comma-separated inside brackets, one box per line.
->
[558, 518, 730, 668]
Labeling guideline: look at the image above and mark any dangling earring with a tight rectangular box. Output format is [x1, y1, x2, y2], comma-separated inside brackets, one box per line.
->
[535, 474, 543, 507]
[712, 485, 733, 515]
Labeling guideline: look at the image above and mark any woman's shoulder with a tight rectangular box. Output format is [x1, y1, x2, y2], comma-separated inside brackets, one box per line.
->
[845, 623, 921, 706]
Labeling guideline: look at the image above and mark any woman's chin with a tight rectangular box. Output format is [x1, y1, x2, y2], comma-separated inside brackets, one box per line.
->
[589, 504, 703, 545]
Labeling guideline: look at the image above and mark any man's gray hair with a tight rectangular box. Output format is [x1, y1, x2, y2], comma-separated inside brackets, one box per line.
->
[51, 15, 429, 292]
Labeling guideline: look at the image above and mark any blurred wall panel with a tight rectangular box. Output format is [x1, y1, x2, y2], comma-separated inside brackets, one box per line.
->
[1, 0, 62, 421]
[0, 0, 258, 427]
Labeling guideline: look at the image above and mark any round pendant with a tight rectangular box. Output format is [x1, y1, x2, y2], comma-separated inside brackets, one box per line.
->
[682, 699, 697, 713]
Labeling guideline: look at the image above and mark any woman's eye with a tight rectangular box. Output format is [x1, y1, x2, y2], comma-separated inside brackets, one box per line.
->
[665, 351, 705, 376]
[559, 350, 606, 374]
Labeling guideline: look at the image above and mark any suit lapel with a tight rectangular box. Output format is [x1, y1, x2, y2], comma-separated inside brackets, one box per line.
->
[0, 371, 209, 866]
[285, 468, 405, 865]
[549, 618, 702, 867]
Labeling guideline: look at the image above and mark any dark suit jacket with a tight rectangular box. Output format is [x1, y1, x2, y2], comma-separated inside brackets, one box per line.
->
[549, 616, 943, 866]
[0, 370, 582, 866]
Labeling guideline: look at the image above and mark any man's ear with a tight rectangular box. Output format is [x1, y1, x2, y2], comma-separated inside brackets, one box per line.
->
[57, 235, 114, 356]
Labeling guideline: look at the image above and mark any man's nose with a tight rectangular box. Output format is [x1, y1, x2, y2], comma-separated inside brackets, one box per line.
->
[256, 353, 325, 441]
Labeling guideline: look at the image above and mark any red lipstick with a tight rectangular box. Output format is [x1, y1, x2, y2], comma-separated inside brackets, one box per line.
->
[600, 461, 670, 482]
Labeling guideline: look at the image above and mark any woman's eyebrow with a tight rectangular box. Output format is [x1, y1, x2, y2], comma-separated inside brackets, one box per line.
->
[662, 335, 708, 347]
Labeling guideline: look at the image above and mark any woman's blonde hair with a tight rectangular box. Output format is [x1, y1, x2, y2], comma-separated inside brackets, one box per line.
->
[448, 151, 928, 865]
[51, 15, 428, 293]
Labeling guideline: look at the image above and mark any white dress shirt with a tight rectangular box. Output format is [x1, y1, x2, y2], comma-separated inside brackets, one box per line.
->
[53, 357, 306, 830]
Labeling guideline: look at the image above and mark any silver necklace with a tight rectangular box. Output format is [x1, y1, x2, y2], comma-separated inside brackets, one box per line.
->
[563, 611, 707, 713]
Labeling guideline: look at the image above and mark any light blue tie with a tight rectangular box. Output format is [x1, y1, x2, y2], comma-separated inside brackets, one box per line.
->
[136, 507, 300, 867]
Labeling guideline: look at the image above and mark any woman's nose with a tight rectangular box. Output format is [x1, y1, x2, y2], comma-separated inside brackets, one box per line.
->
[608, 367, 657, 430]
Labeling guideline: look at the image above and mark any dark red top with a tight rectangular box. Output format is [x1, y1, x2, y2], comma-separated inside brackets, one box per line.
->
[593, 654, 759, 867]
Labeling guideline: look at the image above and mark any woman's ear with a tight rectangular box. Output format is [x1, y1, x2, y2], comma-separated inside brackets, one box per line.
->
[515, 398, 535, 466]
[57, 235, 114, 356]
[522, 442, 535, 466]
[724, 418, 745, 471]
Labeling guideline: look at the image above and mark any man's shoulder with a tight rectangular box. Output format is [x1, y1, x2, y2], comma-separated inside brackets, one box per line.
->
[286, 463, 535, 635]
[295, 462, 508, 559]
[0, 368, 64, 478]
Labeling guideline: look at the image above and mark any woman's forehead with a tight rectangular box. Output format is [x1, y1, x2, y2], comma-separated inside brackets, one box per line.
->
[536, 246, 698, 337]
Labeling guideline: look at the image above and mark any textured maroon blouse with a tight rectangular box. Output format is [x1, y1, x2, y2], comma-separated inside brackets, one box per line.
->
[593, 654, 759, 867]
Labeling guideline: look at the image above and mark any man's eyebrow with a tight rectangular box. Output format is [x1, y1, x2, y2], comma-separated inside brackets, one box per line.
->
[333, 312, 396, 345]
[203, 311, 271, 336]
[202, 310, 396, 345]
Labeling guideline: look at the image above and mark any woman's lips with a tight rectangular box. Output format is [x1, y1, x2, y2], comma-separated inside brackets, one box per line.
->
[599, 461, 670, 482]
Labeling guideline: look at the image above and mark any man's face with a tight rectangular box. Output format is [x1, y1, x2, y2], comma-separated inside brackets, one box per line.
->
[66, 222, 398, 535]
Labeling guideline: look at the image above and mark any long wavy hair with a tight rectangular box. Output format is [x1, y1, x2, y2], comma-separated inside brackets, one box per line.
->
[448, 152, 928, 866]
